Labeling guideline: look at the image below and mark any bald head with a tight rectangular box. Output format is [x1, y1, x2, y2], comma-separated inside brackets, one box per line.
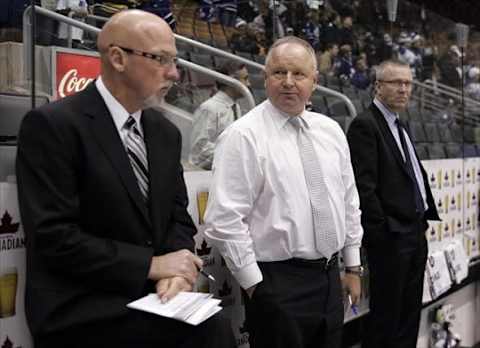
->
[96, 10, 179, 113]
[97, 10, 174, 56]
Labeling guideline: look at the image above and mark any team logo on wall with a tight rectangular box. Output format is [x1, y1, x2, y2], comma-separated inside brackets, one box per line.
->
[196, 239, 212, 257]
[428, 226, 436, 243]
[456, 171, 463, 185]
[218, 280, 234, 306]
[443, 172, 450, 188]
[1, 336, 21, 348]
[437, 199, 443, 214]
[441, 223, 449, 241]
[429, 173, 436, 189]
[0, 211, 25, 252]
[465, 169, 472, 184]
[450, 196, 457, 212]
[456, 219, 463, 235]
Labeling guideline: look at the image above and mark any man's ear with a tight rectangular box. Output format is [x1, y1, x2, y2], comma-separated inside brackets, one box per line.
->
[109, 46, 127, 72]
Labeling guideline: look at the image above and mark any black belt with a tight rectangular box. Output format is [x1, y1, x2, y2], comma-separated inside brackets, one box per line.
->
[285, 252, 339, 270]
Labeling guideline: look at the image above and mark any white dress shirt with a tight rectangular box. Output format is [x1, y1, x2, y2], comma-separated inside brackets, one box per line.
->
[204, 100, 363, 289]
[189, 90, 241, 169]
[95, 77, 143, 143]
[373, 98, 428, 210]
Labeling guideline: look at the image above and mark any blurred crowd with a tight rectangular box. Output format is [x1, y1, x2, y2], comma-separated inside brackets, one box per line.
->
[2, 0, 480, 99]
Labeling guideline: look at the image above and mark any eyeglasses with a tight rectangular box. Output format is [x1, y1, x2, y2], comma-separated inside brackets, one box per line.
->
[268, 70, 309, 81]
[378, 79, 412, 88]
[111, 45, 178, 67]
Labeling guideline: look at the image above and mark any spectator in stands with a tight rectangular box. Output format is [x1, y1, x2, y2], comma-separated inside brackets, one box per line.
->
[466, 66, 480, 100]
[335, 44, 354, 79]
[301, 9, 320, 50]
[215, 0, 238, 27]
[396, 32, 421, 78]
[376, 33, 394, 63]
[438, 45, 462, 89]
[338, 14, 356, 49]
[230, 19, 259, 55]
[204, 36, 363, 348]
[16, 10, 236, 348]
[189, 61, 250, 170]
[347, 59, 440, 348]
[351, 56, 370, 90]
[138, 0, 176, 30]
[318, 42, 339, 75]
[55, 0, 89, 47]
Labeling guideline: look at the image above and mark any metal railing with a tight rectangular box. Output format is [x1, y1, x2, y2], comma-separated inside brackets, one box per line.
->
[22, 5, 256, 110]
[85, 13, 358, 118]
[412, 79, 480, 125]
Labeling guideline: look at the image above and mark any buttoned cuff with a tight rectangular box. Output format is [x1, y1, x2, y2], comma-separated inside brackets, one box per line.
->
[342, 246, 361, 267]
[233, 262, 263, 290]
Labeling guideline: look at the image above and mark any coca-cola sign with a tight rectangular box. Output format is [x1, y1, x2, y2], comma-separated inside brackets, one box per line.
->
[54, 50, 100, 99]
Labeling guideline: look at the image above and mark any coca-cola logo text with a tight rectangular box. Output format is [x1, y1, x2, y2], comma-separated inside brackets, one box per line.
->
[58, 69, 94, 98]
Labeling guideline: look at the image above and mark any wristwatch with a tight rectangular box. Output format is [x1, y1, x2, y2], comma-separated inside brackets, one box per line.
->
[345, 265, 364, 276]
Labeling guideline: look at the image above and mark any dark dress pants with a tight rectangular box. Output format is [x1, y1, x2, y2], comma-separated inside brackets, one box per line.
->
[34, 309, 236, 348]
[363, 219, 428, 348]
[244, 259, 344, 348]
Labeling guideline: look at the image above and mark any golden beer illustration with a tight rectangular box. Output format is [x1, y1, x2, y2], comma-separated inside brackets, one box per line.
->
[0, 267, 18, 318]
[197, 191, 209, 225]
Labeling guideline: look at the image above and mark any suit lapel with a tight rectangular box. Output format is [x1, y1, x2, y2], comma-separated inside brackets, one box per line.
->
[371, 105, 410, 177]
[82, 84, 151, 226]
[142, 110, 175, 232]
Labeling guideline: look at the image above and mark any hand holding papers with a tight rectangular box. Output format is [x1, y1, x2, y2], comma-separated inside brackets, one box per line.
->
[127, 292, 222, 326]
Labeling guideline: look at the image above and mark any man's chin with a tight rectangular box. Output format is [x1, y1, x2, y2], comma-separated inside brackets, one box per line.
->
[142, 95, 165, 110]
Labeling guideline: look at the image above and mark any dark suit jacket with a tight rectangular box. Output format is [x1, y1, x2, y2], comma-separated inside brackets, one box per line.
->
[16, 83, 196, 337]
[347, 103, 440, 247]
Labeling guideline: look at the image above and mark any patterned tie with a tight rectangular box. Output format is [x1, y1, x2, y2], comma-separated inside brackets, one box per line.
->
[231, 103, 239, 121]
[290, 117, 338, 259]
[125, 116, 149, 201]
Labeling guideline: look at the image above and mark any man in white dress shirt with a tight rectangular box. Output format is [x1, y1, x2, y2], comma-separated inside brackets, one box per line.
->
[189, 61, 250, 169]
[204, 36, 364, 348]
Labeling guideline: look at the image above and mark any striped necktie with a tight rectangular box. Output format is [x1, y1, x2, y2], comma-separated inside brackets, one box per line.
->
[125, 116, 149, 201]
[290, 116, 338, 259]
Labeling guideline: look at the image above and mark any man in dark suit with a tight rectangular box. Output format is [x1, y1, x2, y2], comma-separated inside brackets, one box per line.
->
[16, 10, 235, 348]
[347, 59, 440, 348]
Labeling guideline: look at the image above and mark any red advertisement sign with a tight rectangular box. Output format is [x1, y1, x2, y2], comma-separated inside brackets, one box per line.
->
[55, 51, 100, 99]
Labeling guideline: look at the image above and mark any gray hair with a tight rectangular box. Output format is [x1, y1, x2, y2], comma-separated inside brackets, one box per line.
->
[265, 36, 318, 72]
[374, 59, 410, 81]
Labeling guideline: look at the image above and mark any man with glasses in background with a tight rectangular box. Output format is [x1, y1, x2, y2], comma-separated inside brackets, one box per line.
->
[347, 59, 440, 348]
[204, 36, 364, 348]
[16, 10, 235, 348]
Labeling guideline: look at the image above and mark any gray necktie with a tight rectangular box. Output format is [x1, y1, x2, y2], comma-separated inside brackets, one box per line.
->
[125, 116, 149, 201]
[290, 116, 338, 259]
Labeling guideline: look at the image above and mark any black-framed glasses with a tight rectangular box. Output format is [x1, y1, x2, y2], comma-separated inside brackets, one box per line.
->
[378, 79, 412, 88]
[111, 45, 178, 67]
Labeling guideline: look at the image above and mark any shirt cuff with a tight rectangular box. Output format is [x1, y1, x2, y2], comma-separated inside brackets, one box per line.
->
[342, 246, 361, 267]
[233, 262, 263, 290]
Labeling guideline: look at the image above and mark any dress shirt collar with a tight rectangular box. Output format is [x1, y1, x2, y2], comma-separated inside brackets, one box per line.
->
[373, 97, 399, 127]
[213, 90, 236, 106]
[265, 100, 308, 131]
[95, 76, 143, 136]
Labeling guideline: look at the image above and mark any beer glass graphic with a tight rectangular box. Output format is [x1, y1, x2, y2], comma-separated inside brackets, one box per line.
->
[0, 267, 18, 318]
[197, 191, 209, 225]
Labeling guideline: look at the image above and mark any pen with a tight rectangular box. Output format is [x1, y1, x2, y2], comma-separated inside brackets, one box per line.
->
[199, 268, 216, 282]
[348, 294, 358, 315]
